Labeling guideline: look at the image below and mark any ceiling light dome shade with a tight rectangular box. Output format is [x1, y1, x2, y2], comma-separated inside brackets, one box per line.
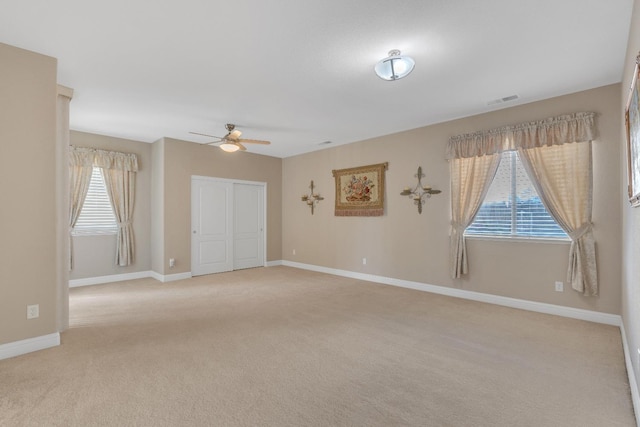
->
[374, 49, 415, 81]
[220, 142, 240, 152]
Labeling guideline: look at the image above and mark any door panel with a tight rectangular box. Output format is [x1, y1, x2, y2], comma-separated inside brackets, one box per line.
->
[191, 179, 233, 276]
[233, 183, 264, 270]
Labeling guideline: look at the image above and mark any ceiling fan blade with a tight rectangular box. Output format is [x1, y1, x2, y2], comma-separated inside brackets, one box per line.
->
[237, 142, 247, 151]
[228, 129, 242, 140]
[189, 131, 223, 139]
[239, 138, 271, 145]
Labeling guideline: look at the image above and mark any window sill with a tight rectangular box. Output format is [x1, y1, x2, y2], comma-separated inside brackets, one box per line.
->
[71, 231, 118, 237]
[464, 235, 571, 245]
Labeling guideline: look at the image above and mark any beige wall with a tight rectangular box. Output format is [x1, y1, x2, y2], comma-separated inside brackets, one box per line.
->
[151, 138, 165, 273]
[622, 0, 640, 395]
[283, 84, 621, 314]
[68, 131, 152, 279]
[154, 138, 282, 275]
[0, 44, 58, 344]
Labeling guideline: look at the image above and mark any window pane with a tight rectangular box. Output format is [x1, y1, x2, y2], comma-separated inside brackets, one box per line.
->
[466, 151, 568, 239]
[73, 168, 118, 235]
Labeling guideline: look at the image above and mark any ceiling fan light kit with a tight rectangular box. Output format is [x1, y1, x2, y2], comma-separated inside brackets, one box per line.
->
[375, 49, 415, 81]
[220, 142, 240, 152]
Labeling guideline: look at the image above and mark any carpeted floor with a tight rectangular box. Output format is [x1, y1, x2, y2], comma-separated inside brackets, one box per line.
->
[0, 266, 635, 426]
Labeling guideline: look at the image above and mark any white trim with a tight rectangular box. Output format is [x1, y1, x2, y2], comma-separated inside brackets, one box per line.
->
[0, 333, 60, 361]
[70, 270, 195, 286]
[281, 261, 621, 326]
[266, 260, 283, 267]
[465, 235, 571, 245]
[620, 322, 640, 427]
[150, 271, 193, 283]
[69, 271, 153, 288]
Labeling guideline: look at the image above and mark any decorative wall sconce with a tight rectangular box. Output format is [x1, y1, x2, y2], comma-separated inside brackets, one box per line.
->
[400, 166, 441, 214]
[301, 180, 324, 215]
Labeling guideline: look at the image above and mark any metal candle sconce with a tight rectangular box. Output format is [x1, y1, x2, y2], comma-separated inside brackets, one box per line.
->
[301, 180, 324, 214]
[400, 166, 441, 214]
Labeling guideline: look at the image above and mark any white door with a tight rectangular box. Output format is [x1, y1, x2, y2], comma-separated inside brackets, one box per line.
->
[191, 178, 233, 276]
[233, 183, 264, 270]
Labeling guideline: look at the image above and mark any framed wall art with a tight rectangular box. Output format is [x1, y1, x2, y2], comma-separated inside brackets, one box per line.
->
[332, 162, 388, 216]
[626, 52, 640, 207]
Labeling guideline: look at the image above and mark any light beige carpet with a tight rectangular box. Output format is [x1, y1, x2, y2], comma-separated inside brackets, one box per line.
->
[0, 266, 635, 426]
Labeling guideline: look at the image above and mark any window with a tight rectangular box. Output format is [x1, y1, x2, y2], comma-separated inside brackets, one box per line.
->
[72, 167, 118, 235]
[465, 151, 568, 239]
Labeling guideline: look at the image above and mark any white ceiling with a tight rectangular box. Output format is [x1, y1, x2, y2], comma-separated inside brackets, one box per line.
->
[1, 0, 633, 158]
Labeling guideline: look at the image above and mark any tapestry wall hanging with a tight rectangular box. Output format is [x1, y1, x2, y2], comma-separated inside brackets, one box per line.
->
[332, 162, 388, 216]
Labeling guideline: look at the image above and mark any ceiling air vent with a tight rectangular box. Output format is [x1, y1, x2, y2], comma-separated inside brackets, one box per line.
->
[487, 94, 519, 106]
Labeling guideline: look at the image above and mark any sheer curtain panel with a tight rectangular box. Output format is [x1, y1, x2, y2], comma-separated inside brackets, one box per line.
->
[94, 150, 138, 266]
[449, 154, 501, 278]
[68, 146, 94, 270]
[518, 142, 597, 295]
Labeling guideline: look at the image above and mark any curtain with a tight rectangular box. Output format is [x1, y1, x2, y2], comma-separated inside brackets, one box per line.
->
[95, 150, 138, 266]
[68, 147, 94, 270]
[446, 112, 598, 294]
[518, 142, 597, 296]
[449, 154, 501, 278]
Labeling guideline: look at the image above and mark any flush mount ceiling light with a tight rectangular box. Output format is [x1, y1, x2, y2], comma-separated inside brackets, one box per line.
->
[374, 49, 415, 81]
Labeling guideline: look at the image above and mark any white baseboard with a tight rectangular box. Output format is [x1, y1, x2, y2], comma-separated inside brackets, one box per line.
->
[150, 271, 192, 283]
[281, 260, 621, 326]
[69, 270, 195, 287]
[266, 260, 283, 267]
[0, 333, 60, 361]
[620, 322, 640, 427]
[69, 271, 154, 288]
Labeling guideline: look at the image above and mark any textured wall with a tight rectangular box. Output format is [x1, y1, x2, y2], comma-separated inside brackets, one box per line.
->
[0, 43, 58, 344]
[283, 84, 621, 314]
[157, 138, 282, 275]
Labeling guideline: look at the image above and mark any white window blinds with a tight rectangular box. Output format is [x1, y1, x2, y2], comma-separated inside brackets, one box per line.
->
[72, 167, 117, 235]
[465, 151, 568, 239]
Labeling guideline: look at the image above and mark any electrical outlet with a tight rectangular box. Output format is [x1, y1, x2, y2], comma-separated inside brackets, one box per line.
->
[362, 258, 367, 265]
[554, 281, 564, 292]
[292, 249, 296, 255]
[169, 258, 175, 268]
[27, 304, 39, 320]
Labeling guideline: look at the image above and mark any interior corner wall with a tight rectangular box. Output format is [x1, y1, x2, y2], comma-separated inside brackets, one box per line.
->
[0, 43, 58, 344]
[282, 84, 621, 315]
[621, 0, 640, 397]
[69, 131, 152, 279]
[151, 138, 165, 274]
[156, 138, 282, 275]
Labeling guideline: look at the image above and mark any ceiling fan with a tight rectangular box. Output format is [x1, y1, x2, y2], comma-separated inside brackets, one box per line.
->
[189, 123, 271, 152]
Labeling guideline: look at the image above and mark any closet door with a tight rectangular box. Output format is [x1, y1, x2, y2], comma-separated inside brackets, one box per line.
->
[233, 183, 264, 270]
[191, 178, 233, 276]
